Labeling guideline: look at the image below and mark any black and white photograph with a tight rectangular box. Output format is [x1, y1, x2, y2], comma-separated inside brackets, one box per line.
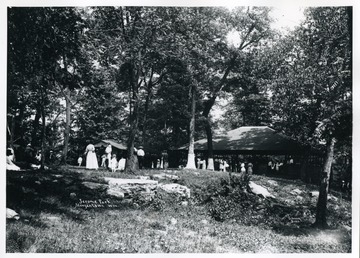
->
[3, 0, 358, 255]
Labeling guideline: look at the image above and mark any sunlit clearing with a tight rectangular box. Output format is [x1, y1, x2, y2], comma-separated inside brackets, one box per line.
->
[226, 29, 240, 48]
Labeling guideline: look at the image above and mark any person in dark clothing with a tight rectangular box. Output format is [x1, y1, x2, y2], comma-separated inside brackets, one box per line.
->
[136, 146, 145, 169]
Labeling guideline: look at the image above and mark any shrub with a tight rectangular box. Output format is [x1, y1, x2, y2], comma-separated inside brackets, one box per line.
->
[207, 186, 262, 223]
[199, 172, 260, 223]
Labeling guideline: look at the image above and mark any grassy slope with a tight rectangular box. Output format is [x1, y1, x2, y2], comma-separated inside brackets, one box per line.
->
[6, 167, 352, 253]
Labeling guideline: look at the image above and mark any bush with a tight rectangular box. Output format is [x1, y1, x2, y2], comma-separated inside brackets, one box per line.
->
[207, 186, 262, 223]
[198, 172, 259, 223]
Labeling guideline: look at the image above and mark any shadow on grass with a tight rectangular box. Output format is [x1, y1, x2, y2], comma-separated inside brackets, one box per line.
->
[272, 224, 312, 237]
[6, 168, 127, 224]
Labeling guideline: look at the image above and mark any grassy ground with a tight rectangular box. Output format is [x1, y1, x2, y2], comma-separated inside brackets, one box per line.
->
[6, 166, 352, 253]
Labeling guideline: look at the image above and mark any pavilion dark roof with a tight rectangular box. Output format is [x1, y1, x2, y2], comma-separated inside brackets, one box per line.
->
[179, 126, 306, 154]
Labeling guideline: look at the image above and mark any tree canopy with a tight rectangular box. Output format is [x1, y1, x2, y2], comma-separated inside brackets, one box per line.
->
[7, 6, 351, 172]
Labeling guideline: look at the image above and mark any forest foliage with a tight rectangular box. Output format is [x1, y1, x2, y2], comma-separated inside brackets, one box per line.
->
[7, 6, 351, 171]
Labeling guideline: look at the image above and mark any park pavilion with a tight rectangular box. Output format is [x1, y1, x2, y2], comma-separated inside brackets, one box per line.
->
[174, 126, 323, 181]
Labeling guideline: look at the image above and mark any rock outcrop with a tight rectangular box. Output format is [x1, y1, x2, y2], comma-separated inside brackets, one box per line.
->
[104, 178, 158, 200]
[102, 177, 191, 201]
[158, 183, 191, 198]
[248, 181, 275, 198]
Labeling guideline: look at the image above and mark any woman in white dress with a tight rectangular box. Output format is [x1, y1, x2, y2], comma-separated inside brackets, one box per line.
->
[110, 154, 118, 172]
[117, 157, 126, 171]
[105, 144, 112, 168]
[6, 148, 20, 171]
[85, 144, 98, 170]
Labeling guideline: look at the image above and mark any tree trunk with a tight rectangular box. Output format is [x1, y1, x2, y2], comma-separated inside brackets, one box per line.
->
[61, 88, 71, 165]
[314, 136, 336, 228]
[17, 103, 26, 146]
[125, 63, 140, 173]
[201, 55, 237, 170]
[186, 83, 196, 169]
[40, 105, 46, 170]
[9, 114, 16, 148]
[142, 84, 152, 147]
[125, 104, 139, 173]
[30, 107, 41, 148]
[204, 117, 214, 170]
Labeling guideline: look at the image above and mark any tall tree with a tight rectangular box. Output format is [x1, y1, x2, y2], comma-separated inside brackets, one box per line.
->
[192, 7, 274, 170]
[270, 7, 352, 228]
[86, 7, 188, 172]
[8, 7, 85, 167]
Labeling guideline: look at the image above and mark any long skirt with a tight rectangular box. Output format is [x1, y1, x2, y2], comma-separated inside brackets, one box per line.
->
[86, 151, 98, 169]
[118, 159, 126, 171]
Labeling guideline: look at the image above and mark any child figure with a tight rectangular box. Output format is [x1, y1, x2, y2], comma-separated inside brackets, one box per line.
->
[219, 159, 224, 172]
[110, 154, 117, 172]
[240, 162, 246, 173]
[77, 156, 83, 167]
[101, 154, 107, 168]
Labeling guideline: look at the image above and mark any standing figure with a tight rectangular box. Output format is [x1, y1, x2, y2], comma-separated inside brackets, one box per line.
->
[197, 158, 201, 169]
[240, 162, 246, 173]
[35, 150, 42, 165]
[105, 144, 112, 168]
[239, 162, 246, 180]
[247, 162, 253, 176]
[223, 160, 229, 172]
[136, 146, 145, 169]
[219, 159, 224, 172]
[101, 154, 107, 168]
[275, 161, 283, 173]
[118, 157, 126, 171]
[77, 156, 83, 167]
[110, 154, 117, 172]
[161, 150, 169, 170]
[85, 143, 98, 170]
[201, 160, 206, 170]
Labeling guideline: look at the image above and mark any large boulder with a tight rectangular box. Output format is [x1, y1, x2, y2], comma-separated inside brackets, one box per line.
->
[248, 181, 275, 198]
[104, 178, 158, 200]
[290, 189, 303, 195]
[158, 183, 191, 198]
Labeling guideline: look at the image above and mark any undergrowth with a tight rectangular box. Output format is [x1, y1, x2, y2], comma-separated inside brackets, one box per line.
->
[6, 168, 352, 253]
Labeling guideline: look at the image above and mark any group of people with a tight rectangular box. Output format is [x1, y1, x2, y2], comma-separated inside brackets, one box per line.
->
[6, 146, 44, 171]
[219, 159, 230, 172]
[82, 143, 146, 171]
[219, 159, 253, 175]
[150, 150, 169, 170]
[267, 159, 286, 173]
